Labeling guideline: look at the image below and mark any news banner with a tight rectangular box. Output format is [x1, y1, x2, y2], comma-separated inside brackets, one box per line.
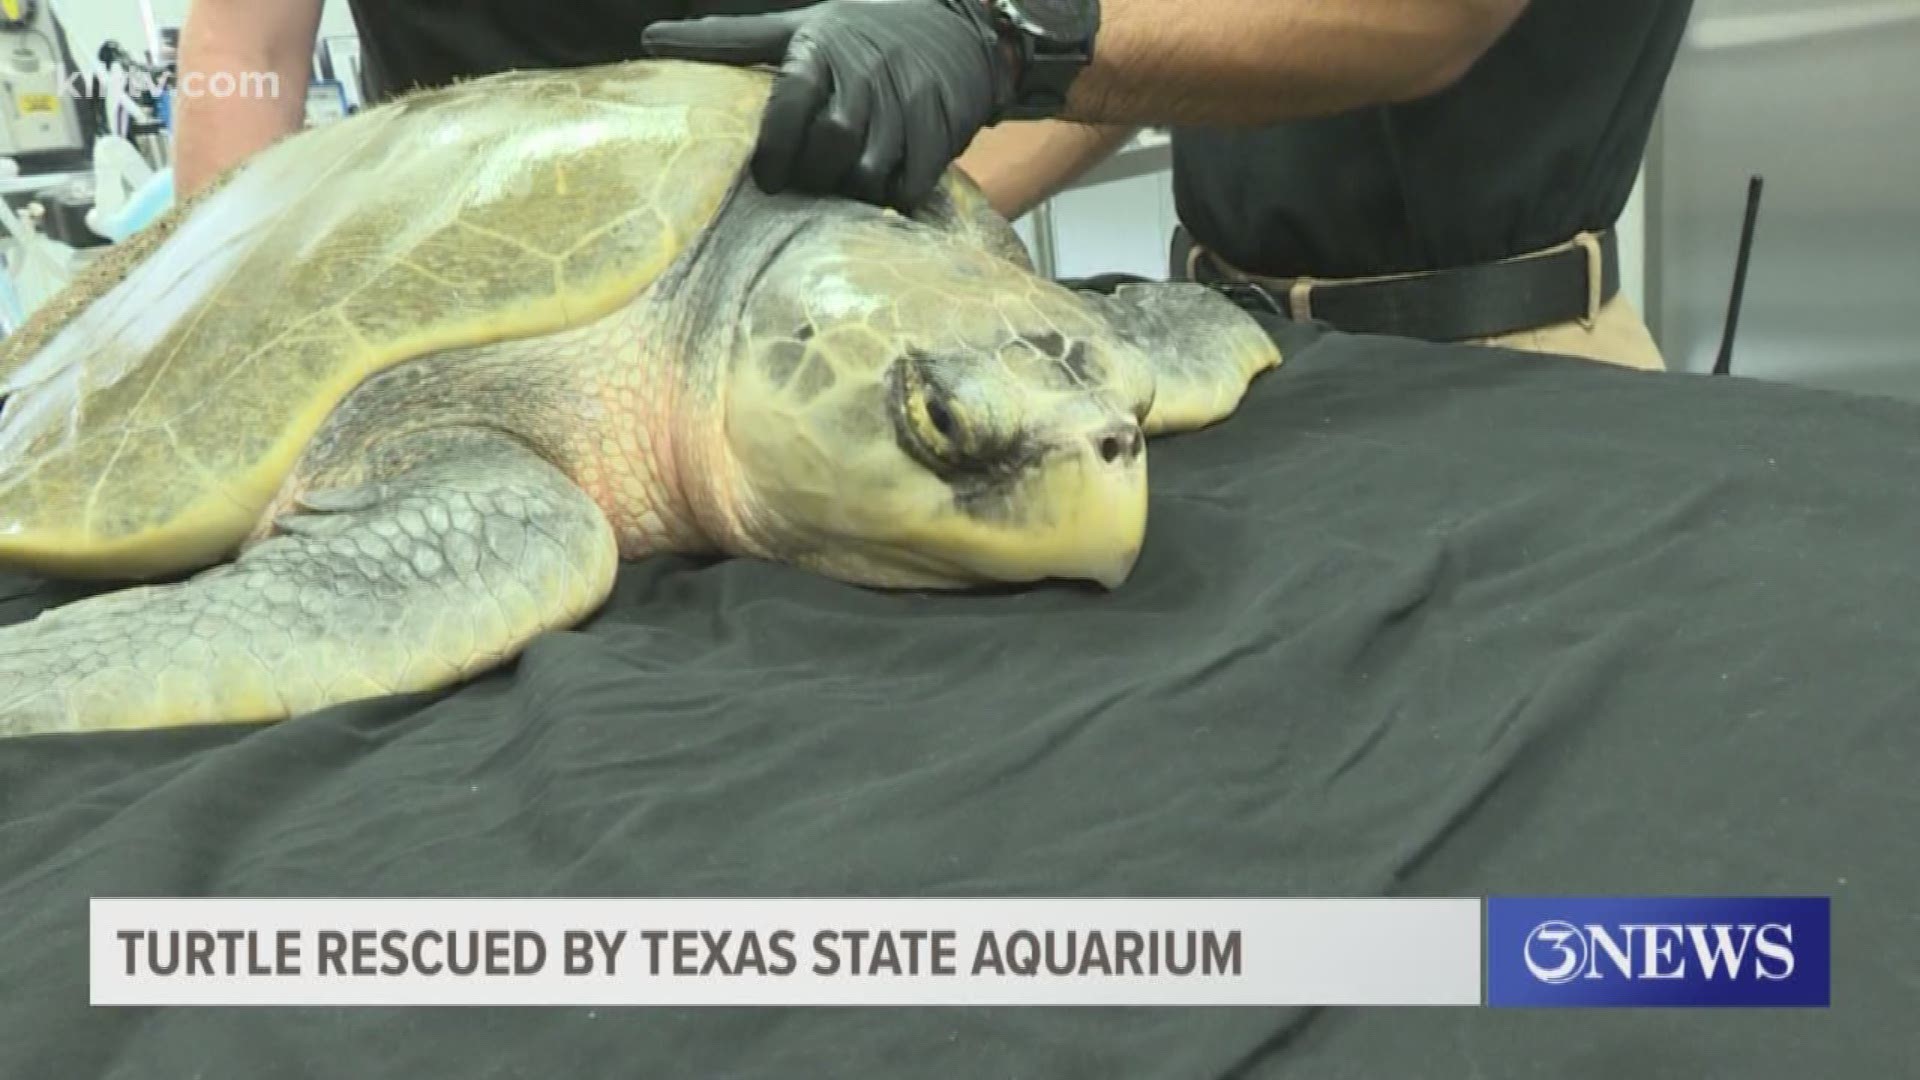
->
[90, 896, 1831, 1008]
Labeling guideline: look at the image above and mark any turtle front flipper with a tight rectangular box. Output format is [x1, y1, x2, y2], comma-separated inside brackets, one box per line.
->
[0, 428, 618, 737]
[1079, 282, 1283, 435]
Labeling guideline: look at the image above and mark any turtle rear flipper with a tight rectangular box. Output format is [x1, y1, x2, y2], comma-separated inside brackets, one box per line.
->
[0, 427, 618, 736]
[1082, 282, 1284, 435]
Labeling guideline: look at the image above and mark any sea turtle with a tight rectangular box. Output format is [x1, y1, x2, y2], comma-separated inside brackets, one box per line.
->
[0, 59, 1280, 739]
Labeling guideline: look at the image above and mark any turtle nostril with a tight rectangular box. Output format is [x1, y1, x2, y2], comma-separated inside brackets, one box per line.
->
[1095, 424, 1141, 464]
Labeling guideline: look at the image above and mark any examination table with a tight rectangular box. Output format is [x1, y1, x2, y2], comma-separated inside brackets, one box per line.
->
[1, 320, 1913, 1078]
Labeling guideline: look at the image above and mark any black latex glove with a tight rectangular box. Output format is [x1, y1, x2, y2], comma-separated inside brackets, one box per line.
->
[642, 0, 1014, 211]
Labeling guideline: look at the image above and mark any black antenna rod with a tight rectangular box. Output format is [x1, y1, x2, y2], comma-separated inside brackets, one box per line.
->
[1713, 175, 1765, 375]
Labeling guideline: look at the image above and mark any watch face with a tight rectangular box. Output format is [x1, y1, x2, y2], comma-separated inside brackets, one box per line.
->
[1004, 0, 1099, 43]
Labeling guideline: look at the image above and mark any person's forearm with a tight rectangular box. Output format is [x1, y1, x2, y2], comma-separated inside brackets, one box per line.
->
[174, 79, 306, 197]
[954, 120, 1137, 220]
[1054, 0, 1529, 126]
[173, 0, 322, 197]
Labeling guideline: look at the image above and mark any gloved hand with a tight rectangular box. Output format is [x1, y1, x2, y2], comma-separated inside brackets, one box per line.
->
[642, 0, 1016, 212]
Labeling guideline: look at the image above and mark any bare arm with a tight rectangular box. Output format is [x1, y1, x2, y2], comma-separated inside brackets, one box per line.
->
[957, 0, 1527, 217]
[173, 0, 325, 197]
[1058, 0, 1531, 126]
[954, 120, 1138, 220]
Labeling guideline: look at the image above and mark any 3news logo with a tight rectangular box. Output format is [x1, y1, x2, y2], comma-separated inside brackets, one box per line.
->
[1485, 897, 1830, 1007]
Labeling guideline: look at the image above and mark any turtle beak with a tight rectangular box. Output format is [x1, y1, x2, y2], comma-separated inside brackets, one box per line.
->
[917, 419, 1149, 590]
[803, 417, 1149, 593]
[1090, 541, 1141, 590]
[1058, 429, 1147, 590]
[1061, 419, 1149, 589]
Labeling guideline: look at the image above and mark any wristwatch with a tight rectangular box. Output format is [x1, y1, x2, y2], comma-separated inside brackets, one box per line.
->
[984, 0, 1101, 120]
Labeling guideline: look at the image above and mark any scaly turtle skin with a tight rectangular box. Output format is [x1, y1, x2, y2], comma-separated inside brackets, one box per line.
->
[0, 59, 1280, 738]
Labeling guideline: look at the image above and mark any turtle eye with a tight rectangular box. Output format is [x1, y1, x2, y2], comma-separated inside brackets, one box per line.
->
[924, 398, 957, 441]
[891, 350, 1009, 478]
[909, 384, 968, 460]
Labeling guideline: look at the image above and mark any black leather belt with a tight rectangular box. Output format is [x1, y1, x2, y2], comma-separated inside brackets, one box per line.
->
[1171, 226, 1620, 343]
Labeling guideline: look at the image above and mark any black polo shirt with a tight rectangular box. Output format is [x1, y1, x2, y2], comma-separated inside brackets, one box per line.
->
[1172, 0, 1696, 279]
[342, 1, 814, 102]
[344, 0, 1692, 283]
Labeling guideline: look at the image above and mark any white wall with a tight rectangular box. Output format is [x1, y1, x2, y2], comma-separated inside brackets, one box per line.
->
[321, 1, 357, 38]
[1019, 171, 1177, 282]
[1619, 165, 1647, 313]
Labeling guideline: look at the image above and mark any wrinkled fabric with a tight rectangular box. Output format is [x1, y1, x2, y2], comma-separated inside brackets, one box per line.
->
[2, 324, 1913, 1079]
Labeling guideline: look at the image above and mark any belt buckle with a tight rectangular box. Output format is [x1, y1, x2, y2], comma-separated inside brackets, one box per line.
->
[1287, 279, 1314, 322]
[1216, 280, 1287, 320]
[1187, 241, 1289, 321]
[1575, 232, 1603, 329]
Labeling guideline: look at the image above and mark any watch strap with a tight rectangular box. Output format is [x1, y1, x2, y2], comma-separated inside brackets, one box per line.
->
[985, 0, 1098, 121]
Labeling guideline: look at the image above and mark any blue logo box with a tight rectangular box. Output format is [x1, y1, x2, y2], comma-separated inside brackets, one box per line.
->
[1485, 897, 1830, 1008]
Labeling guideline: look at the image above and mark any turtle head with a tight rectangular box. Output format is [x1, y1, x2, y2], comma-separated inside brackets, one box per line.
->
[715, 216, 1155, 591]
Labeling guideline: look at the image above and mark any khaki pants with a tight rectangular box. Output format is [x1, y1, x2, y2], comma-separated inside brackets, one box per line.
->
[1190, 231, 1668, 372]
